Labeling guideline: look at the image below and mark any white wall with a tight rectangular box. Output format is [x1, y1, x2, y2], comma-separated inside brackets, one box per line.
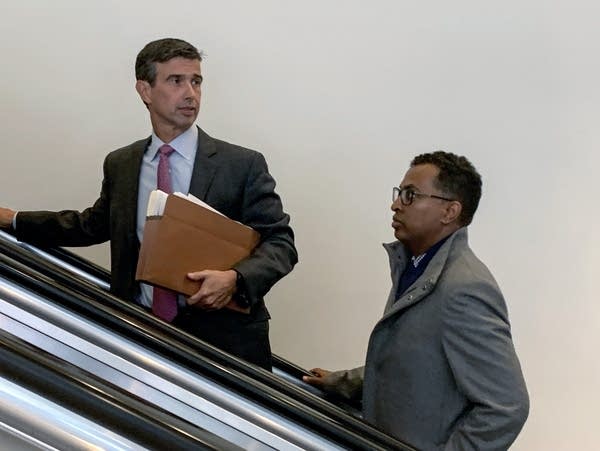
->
[1, 1, 598, 449]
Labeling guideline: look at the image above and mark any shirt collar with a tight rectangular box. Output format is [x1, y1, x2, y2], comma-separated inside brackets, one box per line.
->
[409, 234, 452, 269]
[148, 125, 198, 162]
[411, 253, 427, 268]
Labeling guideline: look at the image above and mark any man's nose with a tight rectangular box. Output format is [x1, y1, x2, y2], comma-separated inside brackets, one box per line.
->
[184, 81, 199, 98]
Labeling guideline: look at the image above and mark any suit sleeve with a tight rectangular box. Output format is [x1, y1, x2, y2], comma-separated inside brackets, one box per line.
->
[15, 157, 111, 247]
[441, 283, 529, 451]
[233, 152, 298, 304]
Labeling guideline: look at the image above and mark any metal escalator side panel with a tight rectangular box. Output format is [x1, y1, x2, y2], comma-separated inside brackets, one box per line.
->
[0, 278, 348, 451]
[0, 377, 145, 451]
[0, 230, 109, 290]
[0, 329, 243, 451]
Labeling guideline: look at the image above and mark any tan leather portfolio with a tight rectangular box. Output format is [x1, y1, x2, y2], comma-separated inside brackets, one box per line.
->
[135, 194, 260, 313]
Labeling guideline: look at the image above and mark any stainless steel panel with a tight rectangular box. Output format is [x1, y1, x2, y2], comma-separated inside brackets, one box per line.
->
[0, 377, 144, 450]
[0, 230, 109, 290]
[0, 278, 344, 451]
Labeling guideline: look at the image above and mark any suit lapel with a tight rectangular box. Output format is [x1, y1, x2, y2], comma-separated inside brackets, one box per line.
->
[188, 127, 218, 200]
[121, 138, 148, 239]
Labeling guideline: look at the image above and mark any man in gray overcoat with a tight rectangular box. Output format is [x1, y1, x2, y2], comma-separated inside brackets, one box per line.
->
[304, 151, 529, 450]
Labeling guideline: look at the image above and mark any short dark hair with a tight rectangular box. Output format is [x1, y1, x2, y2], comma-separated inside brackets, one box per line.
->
[135, 38, 202, 84]
[411, 151, 482, 226]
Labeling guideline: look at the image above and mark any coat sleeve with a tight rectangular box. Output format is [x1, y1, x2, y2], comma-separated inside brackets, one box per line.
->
[441, 282, 529, 451]
[15, 157, 111, 247]
[232, 152, 297, 304]
[321, 366, 365, 401]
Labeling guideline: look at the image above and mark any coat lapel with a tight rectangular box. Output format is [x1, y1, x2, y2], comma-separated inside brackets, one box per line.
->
[188, 127, 218, 200]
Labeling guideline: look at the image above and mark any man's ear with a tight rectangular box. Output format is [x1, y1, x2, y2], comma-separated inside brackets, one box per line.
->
[135, 80, 151, 105]
[441, 201, 462, 225]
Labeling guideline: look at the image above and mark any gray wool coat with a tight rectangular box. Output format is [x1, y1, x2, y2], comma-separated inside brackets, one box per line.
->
[323, 228, 529, 451]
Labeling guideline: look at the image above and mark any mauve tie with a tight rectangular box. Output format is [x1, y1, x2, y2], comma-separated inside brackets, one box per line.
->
[152, 144, 178, 322]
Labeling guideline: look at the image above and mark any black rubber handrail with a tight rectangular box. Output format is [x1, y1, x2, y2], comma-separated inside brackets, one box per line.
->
[0, 329, 241, 450]
[45, 245, 111, 283]
[0, 240, 415, 451]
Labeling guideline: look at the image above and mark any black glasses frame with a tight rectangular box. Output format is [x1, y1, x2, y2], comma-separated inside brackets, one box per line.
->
[392, 186, 455, 206]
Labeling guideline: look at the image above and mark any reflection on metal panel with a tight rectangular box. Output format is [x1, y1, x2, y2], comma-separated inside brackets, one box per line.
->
[0, 230, 109, 290]
[0, 377, 144, 450]
[0, 278, 344, 451]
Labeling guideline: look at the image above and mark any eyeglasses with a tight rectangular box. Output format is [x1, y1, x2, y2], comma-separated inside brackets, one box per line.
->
[392, 186, 455, 206]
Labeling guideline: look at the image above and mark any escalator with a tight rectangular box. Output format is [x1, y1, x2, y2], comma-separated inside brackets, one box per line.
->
[0, 230, 415, 450]
[9, 232, 352, 402]
[0, 329, 240, 450]
[19, 234, 359, 408]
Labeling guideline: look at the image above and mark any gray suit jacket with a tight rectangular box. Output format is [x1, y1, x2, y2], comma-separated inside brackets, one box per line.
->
[324, 228, 529, 450]
[15, 127, 297, 321]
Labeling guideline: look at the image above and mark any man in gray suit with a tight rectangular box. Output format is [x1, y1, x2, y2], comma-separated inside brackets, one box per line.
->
[0, 38, 297, 370]
[304, 151, 528, 450]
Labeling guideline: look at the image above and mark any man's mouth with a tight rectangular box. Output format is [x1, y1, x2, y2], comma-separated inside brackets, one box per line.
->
[179, 106, 197, 114]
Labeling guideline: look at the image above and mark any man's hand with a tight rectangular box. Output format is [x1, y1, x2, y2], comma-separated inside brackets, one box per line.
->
[186, 269, 237, 311]
[302, 368, 332, 387]
[0, 208, 16, 229]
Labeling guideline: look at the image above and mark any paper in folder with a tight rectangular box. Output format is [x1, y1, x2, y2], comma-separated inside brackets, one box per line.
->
[135, 190, 260, 312]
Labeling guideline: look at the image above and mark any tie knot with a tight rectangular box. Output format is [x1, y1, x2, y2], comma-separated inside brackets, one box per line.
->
[159, 144, 175, 157]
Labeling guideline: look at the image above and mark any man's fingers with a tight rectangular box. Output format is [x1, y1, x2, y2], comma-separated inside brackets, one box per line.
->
[302, 375, 324, 386]
[310, 368, 329, 377]
[187, 270, 209, 281]
[188, 289, 231, 310]
[186, 270, 235, 310]
[0, 208, 16, 228]
[302, 367, 331, 385]
[188, 289, 210, 305]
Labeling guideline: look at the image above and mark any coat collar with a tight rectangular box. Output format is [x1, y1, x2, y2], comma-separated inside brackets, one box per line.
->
[379, 227, 469, 320]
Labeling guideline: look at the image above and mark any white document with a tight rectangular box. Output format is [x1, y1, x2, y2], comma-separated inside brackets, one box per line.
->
[146, 190, 226, 218]
[146, 190, 169, 216]
[146, 189, 254, 230]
